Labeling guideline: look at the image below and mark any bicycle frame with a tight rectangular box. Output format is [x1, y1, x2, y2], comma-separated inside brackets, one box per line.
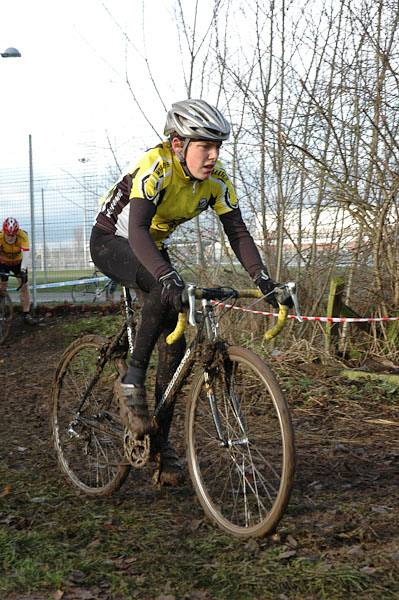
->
[69, 287, 135, 416]
[154, 340, 197, 420]
[70, 281, 297, 445]
[66, 284, 212, 433]
[154, 296, 250, 448]
[153, 297, 222, 431]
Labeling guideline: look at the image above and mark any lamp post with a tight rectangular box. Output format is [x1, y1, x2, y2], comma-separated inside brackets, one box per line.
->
[1, 47, 21, 58]
[29, 134, 37, 308]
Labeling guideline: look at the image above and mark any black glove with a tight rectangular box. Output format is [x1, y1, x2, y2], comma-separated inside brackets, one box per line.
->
[255, 270, 279, 309]
[159, 270, 185, 313]
[19, 268, 28, 285]
[255, 270, 294, 309]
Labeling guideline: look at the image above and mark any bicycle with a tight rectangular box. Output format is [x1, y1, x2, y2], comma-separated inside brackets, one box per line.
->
[0, 272, 21, 345]
[0, 289, 13, 345]
[51, 282, 300, 539]
[71, 270, 118, 303]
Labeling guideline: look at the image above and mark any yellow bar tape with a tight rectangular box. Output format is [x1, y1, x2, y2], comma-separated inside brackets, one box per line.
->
[166, 312, 188, 345]
[263, 304, 288, 341]
[166, 292, 289, 345]
[237, 288, 263, 298]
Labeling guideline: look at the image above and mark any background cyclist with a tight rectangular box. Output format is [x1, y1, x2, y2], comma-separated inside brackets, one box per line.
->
[0, 217, 37, 325]
[90, 99, 287, 485]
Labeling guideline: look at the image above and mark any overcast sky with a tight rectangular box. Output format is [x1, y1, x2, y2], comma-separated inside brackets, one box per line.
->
[0, 0, 204, 174]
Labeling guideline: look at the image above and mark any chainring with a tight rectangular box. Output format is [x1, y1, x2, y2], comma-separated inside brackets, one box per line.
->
[123, 429, 150, 468]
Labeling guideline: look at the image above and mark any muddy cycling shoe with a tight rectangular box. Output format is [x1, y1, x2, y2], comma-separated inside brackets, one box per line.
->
[152, 440, 184, 487]
[114, 358, 127, 379]
[114, 380, 152, 438]
[23, 313, 39, 325]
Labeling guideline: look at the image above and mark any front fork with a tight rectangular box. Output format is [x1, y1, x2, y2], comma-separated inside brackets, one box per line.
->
[203, 370, 248, 448]
[188, 287, 249, 448]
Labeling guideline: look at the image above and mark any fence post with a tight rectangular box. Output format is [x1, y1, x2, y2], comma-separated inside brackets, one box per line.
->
[325, 276, 345, 354]
[326, 277, 373, 355]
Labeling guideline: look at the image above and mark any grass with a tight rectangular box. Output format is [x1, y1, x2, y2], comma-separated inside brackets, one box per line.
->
[0, 465, 382, 600]
[8, 268, 94, 291]
[60, 313, 124, 342]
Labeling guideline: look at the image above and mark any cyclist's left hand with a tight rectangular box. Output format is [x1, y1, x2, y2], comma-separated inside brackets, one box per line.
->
[255, 271, 294, 309]
[159, 269, 185, 312]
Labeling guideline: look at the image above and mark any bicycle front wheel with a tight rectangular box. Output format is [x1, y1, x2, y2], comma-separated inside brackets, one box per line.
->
[186, 345, 295, 538]
[0, 291, 13, 345]
[51, 334, 130, 496]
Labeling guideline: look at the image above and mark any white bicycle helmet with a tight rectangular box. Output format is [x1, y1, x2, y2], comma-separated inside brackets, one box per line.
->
[3, 217, 19, 236]
[164, 99, 230, 142]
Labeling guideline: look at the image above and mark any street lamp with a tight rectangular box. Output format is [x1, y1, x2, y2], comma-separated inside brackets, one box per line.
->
[1, 47, 21, 58]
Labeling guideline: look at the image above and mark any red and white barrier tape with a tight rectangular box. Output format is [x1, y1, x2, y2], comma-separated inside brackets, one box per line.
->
[212, 301, 399, 323]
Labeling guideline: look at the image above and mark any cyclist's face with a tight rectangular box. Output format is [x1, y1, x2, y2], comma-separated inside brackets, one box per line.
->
[172, 138, 221, 180]
[5, 234, 16, 244]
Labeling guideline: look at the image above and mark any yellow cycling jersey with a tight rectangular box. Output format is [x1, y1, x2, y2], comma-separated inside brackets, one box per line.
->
[0, 229, 29, 265]
[96, 141, 239, 248]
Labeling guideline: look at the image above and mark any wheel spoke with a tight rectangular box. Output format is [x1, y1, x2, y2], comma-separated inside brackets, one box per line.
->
[51, 336, 129, 496]
[187, 347, 295, 538]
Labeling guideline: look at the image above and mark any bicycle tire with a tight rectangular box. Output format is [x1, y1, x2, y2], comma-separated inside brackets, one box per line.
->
[185, 345, 295, 539]
[0, 291, 13, 345]
[51, 334, 130, 496]
[71, 280, 98, 303]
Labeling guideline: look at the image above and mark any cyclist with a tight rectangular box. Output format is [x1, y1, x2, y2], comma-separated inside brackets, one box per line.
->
[90, 99, 286, 485]
[0, 217, 37, 325]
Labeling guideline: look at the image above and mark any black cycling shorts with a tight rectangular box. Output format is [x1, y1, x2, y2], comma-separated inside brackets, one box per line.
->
[0, 262, 23, 282]
[90, 225, 184, 373]
[90, 226, 171, 292]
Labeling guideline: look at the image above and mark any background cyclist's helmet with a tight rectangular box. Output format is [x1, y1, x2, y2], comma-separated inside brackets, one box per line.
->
[3, 217, 19, 236]
[164, 99, 230, 142]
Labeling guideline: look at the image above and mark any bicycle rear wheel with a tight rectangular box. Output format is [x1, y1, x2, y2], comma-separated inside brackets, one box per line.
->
[51, 334, 130, 495]
[0, 291, 13, 345]
[71, 279, 98, 303]
[186, 345, 295, 538]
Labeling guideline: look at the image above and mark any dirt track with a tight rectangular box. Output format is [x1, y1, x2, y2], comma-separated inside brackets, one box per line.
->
[1, 312, 398, 599]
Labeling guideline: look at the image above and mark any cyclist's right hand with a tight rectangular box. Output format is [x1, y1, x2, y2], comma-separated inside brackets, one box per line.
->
[159, 269, 185, 312]
[19, 268, 28, 285]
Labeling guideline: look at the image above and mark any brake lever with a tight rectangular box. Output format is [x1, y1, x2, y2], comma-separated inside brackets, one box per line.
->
[187, 284, 197, 326]
[285, 281, 303, 322]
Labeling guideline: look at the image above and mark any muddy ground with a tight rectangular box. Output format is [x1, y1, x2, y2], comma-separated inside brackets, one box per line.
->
[0, 310, 398, 600]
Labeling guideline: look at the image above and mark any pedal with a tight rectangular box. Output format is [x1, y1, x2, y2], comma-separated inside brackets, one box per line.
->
[123, 429, 150, 468]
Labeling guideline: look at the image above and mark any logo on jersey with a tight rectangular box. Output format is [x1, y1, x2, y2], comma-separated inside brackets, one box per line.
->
[105, 189, 123, 217]
[141, 173, 161, 202]
[224, 189, 238, 210]
[198, 198, 208, 211]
